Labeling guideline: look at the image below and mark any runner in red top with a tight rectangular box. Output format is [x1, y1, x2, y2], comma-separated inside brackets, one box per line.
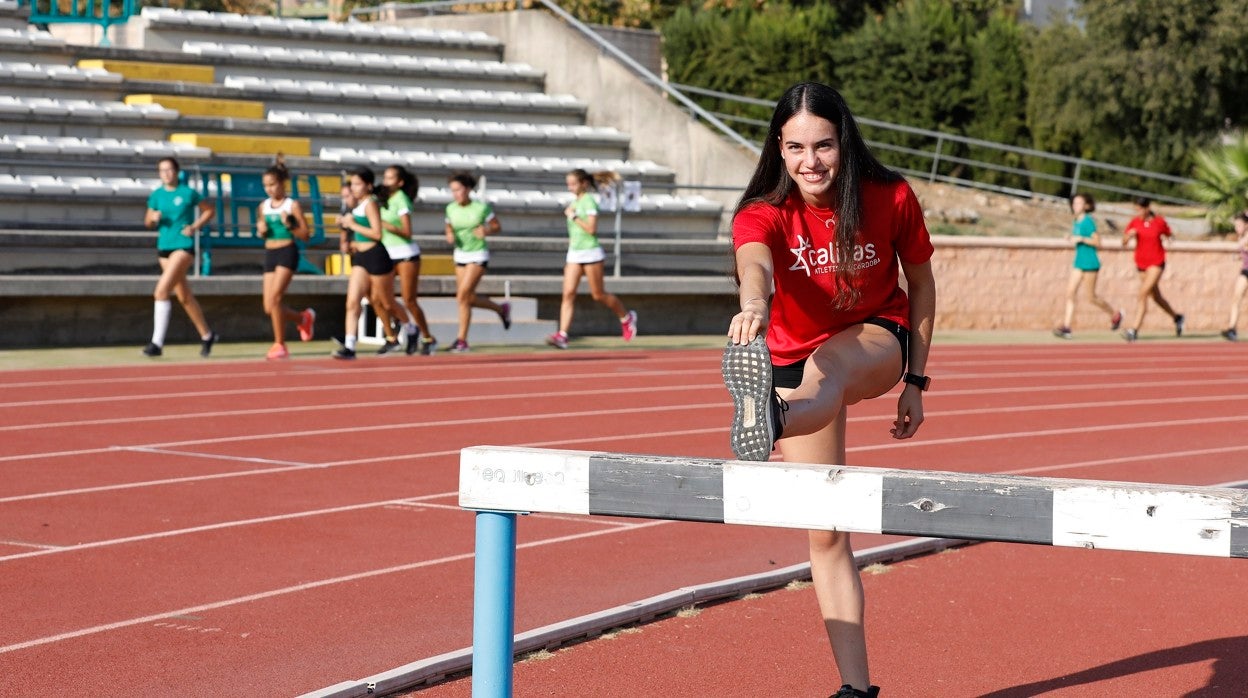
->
[1121, 197, 1183, 341]
[721, 82, 936, 698]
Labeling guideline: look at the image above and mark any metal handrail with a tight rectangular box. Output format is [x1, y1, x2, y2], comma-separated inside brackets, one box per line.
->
[354, 0, 760, 155]
[16, 0, 138, 46]
[669, 81, 1200, 206]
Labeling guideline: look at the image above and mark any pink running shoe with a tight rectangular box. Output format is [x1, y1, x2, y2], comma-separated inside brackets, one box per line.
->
[266, 343, 289, 360]
[620, 310, 638, 342]
[547, 332, 568, 349]
[297, 308, 316, 342]
[498, 302, 512, 330]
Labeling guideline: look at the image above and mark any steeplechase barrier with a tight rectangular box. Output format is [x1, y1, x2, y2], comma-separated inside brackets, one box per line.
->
[458, 445, 1248, 697]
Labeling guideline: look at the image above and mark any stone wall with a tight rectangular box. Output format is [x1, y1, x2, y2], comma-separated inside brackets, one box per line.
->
[932, 235, 1241, 334]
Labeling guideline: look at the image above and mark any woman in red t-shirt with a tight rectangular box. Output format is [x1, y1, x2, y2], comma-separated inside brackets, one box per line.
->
[721, 82, 935, 698]
[1121, 197, 1183, 341]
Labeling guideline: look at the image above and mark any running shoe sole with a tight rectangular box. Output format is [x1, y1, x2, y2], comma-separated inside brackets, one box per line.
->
[721, 335, 775, 462]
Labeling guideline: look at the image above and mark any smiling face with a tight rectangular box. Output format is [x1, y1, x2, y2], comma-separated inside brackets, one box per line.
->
[780, 111, 840, 208]
[449, 180, 471, 205]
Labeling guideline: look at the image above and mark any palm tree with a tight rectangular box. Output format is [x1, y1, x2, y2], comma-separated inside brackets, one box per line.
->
[1188, 134, 1248, 230]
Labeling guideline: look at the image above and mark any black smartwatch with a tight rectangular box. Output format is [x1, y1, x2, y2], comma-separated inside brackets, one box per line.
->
[902, 373, 931, 391]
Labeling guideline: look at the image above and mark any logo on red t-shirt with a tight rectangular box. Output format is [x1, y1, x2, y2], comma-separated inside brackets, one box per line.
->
[788, 234, 879, 276]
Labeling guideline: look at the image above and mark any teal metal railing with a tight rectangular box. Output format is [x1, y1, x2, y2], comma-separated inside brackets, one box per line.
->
[194, 166, 326, 276]
[17, 0, 138, 46]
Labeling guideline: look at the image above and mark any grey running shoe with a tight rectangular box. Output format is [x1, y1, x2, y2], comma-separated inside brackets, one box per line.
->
[721, 335, 784, 461]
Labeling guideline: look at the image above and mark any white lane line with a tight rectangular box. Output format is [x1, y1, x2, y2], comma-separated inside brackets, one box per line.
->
[849, 413, 1248, 452]
[0, 539, 63, 551]
[0, 422, 730, 504]
[1001, 443, 1248, 477]
[0, 366, 720, 409]
[5, 389, 1245, 502]
[0, 383, 723, 434]
[0, 519, 672, 655]
[0, 401, 726, 465]
[3, 357, 1243, 411]
[128, 447, 310, 468]
[0, 354, 714, 391]
[0, 492, 458, 563]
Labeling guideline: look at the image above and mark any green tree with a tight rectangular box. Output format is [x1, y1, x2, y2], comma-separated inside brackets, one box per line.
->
[1188, 135, 1248, 229]
[1026, 0, 1248, 192]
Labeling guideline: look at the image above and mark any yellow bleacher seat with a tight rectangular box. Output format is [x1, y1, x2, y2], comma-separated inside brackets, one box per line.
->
[77, 60, 214, 83]
[125, 95, 265, 120]
[169, 134, 312, 157]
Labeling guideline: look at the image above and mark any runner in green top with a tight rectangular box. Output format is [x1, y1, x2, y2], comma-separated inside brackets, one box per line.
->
[546, 168, 637, 350]
[1054, 193, 1122, 339]
[443, 172, 511, 352]
[257, 160, 315, 360]
[380, 165, 436, 355]
[141, 157, 218, 358]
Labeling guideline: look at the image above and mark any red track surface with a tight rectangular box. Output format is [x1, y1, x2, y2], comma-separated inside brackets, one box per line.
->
[1, 342, 1246, 696]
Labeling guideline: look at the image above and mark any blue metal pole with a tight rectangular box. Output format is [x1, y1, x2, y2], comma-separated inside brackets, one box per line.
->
[472, 510, 517, 698]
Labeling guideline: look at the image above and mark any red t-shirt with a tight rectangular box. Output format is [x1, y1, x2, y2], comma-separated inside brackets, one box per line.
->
[732, 179, 934, 364]
[1125, 215, 1171, 269]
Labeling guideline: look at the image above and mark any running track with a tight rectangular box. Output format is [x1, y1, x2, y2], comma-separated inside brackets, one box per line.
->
[0, 341, 1246, 696]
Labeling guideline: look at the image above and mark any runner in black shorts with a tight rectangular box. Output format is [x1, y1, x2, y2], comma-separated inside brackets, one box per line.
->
[334, 167, 400, 359]
[258, 159, 316, 360]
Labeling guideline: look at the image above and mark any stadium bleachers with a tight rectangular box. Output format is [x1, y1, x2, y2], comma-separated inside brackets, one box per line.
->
[0, 9, 721, 236]
[0, 8, 728, 305]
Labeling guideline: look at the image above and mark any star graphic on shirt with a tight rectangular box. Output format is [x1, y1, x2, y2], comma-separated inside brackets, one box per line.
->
[788, 235, 812, 276]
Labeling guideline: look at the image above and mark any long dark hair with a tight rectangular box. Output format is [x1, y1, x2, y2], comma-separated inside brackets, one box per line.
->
[383, 164, 419, 202]
[736, 82, 901, 307]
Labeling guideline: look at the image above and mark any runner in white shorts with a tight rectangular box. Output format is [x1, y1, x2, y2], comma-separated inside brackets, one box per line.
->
[546, 168, 638, 350]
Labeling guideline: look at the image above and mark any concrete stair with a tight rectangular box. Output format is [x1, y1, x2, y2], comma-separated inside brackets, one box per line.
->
[357, 295, 555, 348]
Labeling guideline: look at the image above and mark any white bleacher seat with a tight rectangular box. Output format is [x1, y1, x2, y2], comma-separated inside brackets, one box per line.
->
[10, 135, 57, 154]
[64, 177, 116, 197]
[0, 136, 16, 155]
[7, 63, 43, 80]
[418, 187, 452, 205]
[90, 137, 141, 157]
[0, 27, 63, 48]
[49, 137, 99, 156]
[109, 178, 157, 197]
[0, 0, 18, 11]
[0, 96, 28, 116]
[28, 176, 73, 196]
[43, 65, 88, 83]
[0, 174, 31, 195]
[27, 98, 70, 117]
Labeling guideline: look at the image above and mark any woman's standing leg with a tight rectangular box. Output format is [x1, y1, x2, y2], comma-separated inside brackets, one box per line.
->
[1226, 274, 1248, 339]
[263, 266, 300, 346]
[1057, 268, 1082, 335]
[163, 250, 215, 355]
[335, 265, 369, 358]
[369, 271, 399, 349]
[1082, 270, 1117, 320]
[396, 259, 432, 353]
[1147, 270, 1182, 334]
[584, 261, 636, 341]
[455, 263, 487, 345]
[553, 263, 583, 345]
[772, 325, 903, 692]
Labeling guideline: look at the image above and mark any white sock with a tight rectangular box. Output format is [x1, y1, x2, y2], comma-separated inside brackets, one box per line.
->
[345, 334, 357, 350]
[405, 322, 417, 336]
[151, 300, 172, 346]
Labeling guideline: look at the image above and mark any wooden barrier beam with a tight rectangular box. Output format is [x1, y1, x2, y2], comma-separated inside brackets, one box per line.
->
[460, 446, 1248, 559]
